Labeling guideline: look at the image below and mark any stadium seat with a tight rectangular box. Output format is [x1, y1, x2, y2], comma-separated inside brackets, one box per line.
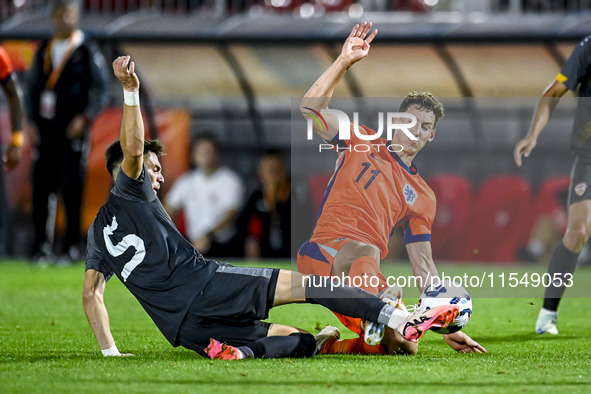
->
[462, 175, 534, 262]
[427, 174, 474, 261]
[260, 0, 302, 12]
[313, 0, 352, 12]
[390, 0, 435, 12]
[308, 173, 332, 213]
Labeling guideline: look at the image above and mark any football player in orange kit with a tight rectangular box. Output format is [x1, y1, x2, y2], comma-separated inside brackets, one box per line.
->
[298, 22, 486, 355]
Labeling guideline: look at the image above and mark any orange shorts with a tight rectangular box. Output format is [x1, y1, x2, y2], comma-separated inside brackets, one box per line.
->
[297, 237, 387, 336]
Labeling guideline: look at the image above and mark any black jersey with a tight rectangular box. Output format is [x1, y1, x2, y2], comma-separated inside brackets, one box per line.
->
[86, 167, 219, 346]
[559, 35, 591, 152]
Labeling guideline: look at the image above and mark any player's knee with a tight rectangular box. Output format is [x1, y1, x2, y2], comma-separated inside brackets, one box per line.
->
[332, 258, 352, 277]
[290, 333, 316, 358]
[564, 225, 591, 252]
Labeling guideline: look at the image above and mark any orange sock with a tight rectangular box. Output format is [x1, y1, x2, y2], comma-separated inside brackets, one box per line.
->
[347, 256, 383, 295]
[320, 337, 386, 355]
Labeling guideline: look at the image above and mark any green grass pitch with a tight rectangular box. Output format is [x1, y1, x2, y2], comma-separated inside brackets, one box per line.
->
[1, 260, 590, 393]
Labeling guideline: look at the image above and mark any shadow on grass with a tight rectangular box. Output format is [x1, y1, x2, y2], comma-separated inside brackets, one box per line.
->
[0, 350, 202, 363]
[93, 378, 591, 388]
[472, 332, 588, 344]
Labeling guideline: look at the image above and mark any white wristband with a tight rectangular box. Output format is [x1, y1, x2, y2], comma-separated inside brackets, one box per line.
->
[101, 344, 121, 357]
[123, 90, 139, 106]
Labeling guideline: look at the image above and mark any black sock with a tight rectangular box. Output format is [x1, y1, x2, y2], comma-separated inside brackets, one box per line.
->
[239, 333, 316, 359]
[543, 242, 579, 311]
[305, 275, 388, 323]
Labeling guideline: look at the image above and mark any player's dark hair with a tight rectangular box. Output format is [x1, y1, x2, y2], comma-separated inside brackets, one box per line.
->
[399, 92, 444, 126]
[105, 139, 165, 177]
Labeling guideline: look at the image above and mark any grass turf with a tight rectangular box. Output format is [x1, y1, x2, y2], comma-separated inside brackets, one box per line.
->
[0, 260, 590, 393]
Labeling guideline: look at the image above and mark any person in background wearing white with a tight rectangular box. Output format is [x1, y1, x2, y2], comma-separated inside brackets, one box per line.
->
[165, 134, 243, 257]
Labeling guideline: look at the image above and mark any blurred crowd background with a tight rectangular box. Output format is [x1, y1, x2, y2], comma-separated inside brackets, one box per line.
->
[1, 0, 590, 264]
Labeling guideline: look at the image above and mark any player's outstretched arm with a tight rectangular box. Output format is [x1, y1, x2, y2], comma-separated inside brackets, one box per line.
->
[300, 22, 377, 141]
[513, 80, 568, 167]
[442, 331, 487, 353]
[406, 241, 438, 293]
[113, 55, 144, 180]
[83, 269, 133, 356]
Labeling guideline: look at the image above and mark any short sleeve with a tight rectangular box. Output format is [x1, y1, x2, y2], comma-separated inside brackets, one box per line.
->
[85, 222, 114, 282]
[222, 171, 244, 210]
[403, 216, 432, 244]
[0, 47, 14, 82]
[559, 36, 591, 92]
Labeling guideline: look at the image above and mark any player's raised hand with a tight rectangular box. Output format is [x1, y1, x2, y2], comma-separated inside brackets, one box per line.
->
[442, 331, 487, 353]
[340, 22, 378, 65]
[513, 136, 537, 167]
[112, 56, 139, 92]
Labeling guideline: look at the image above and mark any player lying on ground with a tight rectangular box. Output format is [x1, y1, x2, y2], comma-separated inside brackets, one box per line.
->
[82, 56, 460, 360]
[298, 22, 486, 355]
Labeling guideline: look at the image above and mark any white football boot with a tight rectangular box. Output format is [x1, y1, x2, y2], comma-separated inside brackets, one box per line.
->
[364, 285, 405, 346]
[535, 308, 559, 335]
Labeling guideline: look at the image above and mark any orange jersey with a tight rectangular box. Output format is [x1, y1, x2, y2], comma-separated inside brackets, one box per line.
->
[0, 46, 14, 82]
[311, 125, 436, 258]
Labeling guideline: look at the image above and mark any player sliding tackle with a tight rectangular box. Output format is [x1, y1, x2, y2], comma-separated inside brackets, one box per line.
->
[82, 56, 459, 361]
[298, 22, 486, 354]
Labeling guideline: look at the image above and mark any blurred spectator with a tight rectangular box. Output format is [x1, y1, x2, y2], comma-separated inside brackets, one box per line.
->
[518, 186, 591, 267]
[0, 45, 25, 256]
[518, 188, 568, 263]
[236, 149, 291, 260]
[164, 133, 244, 257]
[25, 0, 110, 262]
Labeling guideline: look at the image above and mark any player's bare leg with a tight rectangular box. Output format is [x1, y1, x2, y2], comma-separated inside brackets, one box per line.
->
[331, 241, 420, 353]
[381, 327, 418, 355]
[273, 270, 405, 328]
[267, 324, 308, 336]
[562, 200, 591, 252]
[272, 270, 308, 305]
[538, 199, 591, 334]
[332, 240, 382, 294]
[273, 270, 457, 355]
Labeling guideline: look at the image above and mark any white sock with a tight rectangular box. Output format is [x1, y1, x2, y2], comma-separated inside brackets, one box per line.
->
[540, 308, 558, 317]
[387, 308, 411, 330]
[235, 347, 251, 359]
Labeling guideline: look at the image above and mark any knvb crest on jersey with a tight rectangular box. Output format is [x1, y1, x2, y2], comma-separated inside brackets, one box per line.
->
[403, 183, 417, 206]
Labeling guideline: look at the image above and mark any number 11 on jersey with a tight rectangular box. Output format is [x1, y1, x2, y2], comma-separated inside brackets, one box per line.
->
[355, 162, 380, 190]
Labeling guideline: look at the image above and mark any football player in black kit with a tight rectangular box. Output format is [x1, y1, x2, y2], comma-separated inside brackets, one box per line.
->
[82, 56, 459, 360]
[514, 35, 591, 335]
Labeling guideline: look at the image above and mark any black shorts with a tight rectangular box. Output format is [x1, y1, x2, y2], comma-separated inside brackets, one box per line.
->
[177, 265, 280, 355]
[569, 153, 591, 205]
